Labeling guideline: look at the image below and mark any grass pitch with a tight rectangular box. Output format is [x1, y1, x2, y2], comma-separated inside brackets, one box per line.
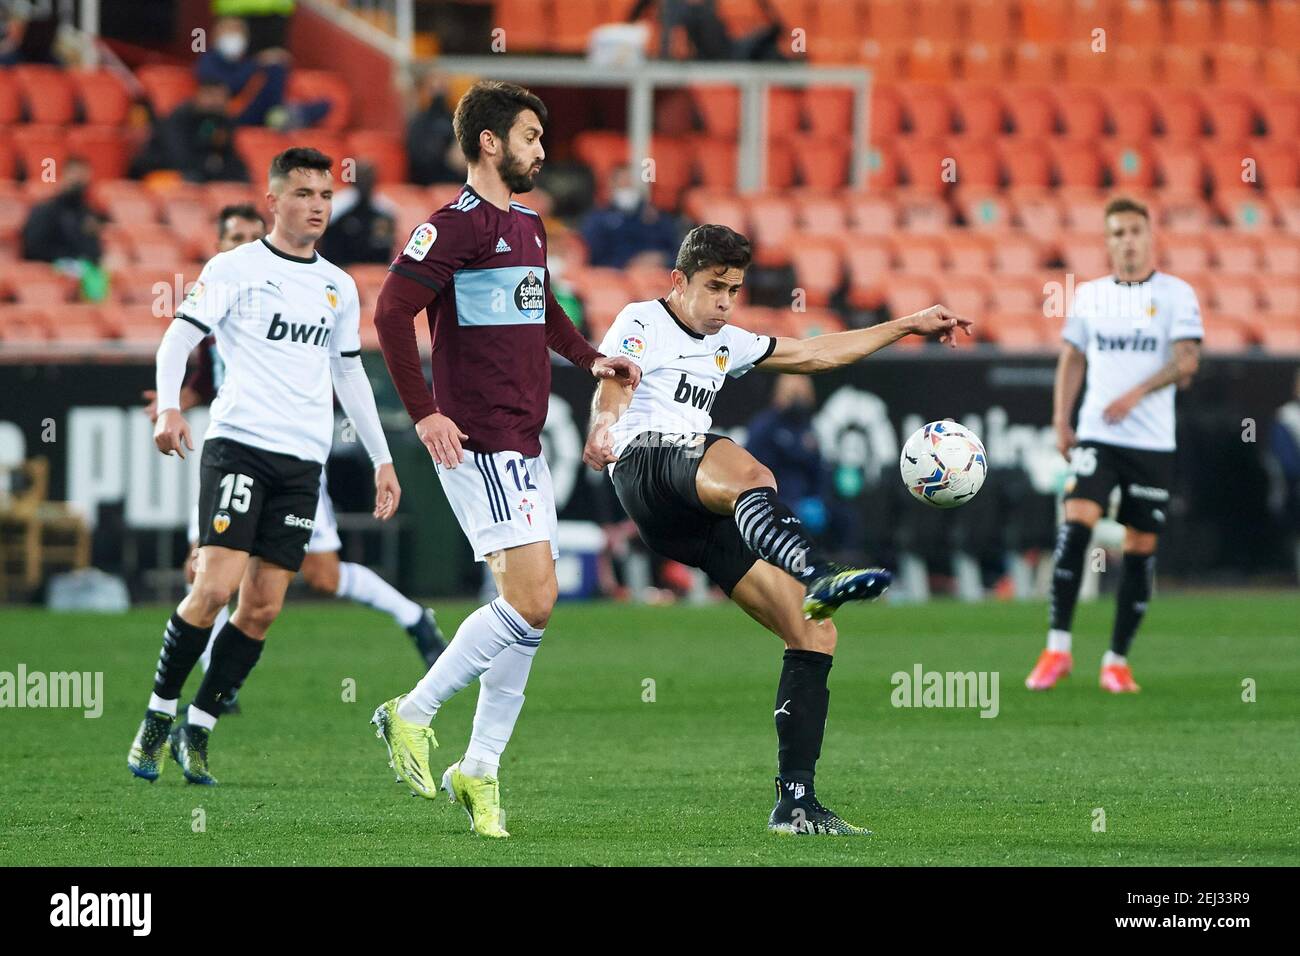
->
[1, 594, 1297, 866]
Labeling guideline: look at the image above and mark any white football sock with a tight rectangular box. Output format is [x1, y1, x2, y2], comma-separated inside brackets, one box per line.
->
[187, 704, 218, 730]
[1047, 629, 1072, 653]
[199, 604, 231, 673]
[397, 597, 533, 724]
[337, 561, 424, 629]
[1102, 650, 1127, 667]
[463, 639, 542, 778]
[147, 693, 178, 716]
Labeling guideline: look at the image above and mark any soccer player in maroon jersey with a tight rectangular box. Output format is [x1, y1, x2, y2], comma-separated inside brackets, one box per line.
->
[368, 80, 640, 837]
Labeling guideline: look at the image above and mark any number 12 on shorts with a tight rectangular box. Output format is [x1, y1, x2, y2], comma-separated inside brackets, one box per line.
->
[218, 473, 254, 513]
[504, 457, 536, 491]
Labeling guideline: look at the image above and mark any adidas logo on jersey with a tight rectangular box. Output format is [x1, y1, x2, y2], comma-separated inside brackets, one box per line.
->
[266, 313, 331, 347]
[673, 372, 719, 412]
[495, 237, 512, 253]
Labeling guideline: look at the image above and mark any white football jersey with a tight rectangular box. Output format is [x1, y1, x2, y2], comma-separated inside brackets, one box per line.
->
[599, 298, 775, 462]
[1062, 271, 1203, 451]
[175, 238, 361, 464]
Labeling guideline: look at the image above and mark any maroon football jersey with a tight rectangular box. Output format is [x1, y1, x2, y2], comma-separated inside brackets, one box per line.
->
[374, 184, 600, 457]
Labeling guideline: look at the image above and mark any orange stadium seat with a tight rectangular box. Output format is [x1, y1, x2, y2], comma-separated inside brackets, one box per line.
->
[788, 238, 844, 307]
[797, 193, 849, 236]
[1251, 316, 1300, 354]
[1060, 192, 1107, 231]
[864, 141, 899, 190]
[491, 0, 550, 53]
[884, 275, 939, 320]
[1200, 315, 1255, 353]
[1057, 88, 1106, 140]
[897, 193, 952, 232]
[692, 85, 740, 139]
[95, 181, 160, 225]
[1103, 88, 1155, 141]
[846, 192, 898, 235]
[1207, 274, 1263, 315]
[867, 0, 913, 42]
[1104, 142, 1157, 189]
[682, 189, 747, 232]
[692, 137, 737, 190]
[1203, 91, 1257, 143]
[907, 39, 958, 83]
[765, 138, 796, 189]
[1005, 87, 1056, 138]
[0, 306, 52, 343]
[1161, 46, 1209, 86]
[935, 273, 992, 319]
[1272, 0, 1300, 48]
[1009, 190, 1065, 242]
[1258, 92, 1300, 147]
[1052, 142, 1104, 189]
[1158, 234, 1210, 274]
[1169, 0, 1216, 46]
[1010, 42, 1061, 85]
[1261, 235, 1300, 278]
[67, 126, 134, 181]
[903, 86, 953, 140]
[135, 65, 195, 118]
[793, 137, 849, 190]
[966, 0, 1013, 44]
[646, 136, 693, 210]
[747, 193, 798, 266]
[954, 87, 1005, 140]
[892, 234, 945, 274]
[346, 130, 408, 184]
[549, 0, 608, 54]
[1204, 140, 1259, 197]
[804, 88, 854, 139]
[843, 238, 893, 308]
[1157, 90, 1207, 143]
[869, 85, 904, 139]
[1154, 145, 1206, 197]
[1112, 45, 1162, 86]
[1211, 46, 1262, 87]
[11, 124, 66, 180]
[946, 139, 1001, 190]
[1020, 0, 1069, 43]
[1063, 44, 1113, 85]
[809, 0, 867, 52]
[53, 304, 111, 344]
[1000, 139, 1052, 189]
[1262, 48, 1300, 87]
[896, 142, 951, 196]
[0, 70, 20, 123]
[787, 308, 846, 338]
[1209, 233, 1261, 275]
[989, 277, 1045, 313]
[861, 39, 907, 81]
[1118, 0, 1165, 46]
[989, 313, 1053, 350]
[958, 190, 1011, 230]
[13, 65, 77, 124]
[71, 68, 132, 125]
[960, 42, 1009, 84]
[767, 88, 802, 136]
[1058, 233, 1111, 276]
[941, 232, 993, 275]
[0, 134, 18, 180]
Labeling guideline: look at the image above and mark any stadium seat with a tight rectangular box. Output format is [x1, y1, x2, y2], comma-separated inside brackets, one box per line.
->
[11, 124, 66, 181]
[842, 237, 894, 308]
[1004, 88, 1057, 139]
[346, 130, 408, 185]
[1154, 145, 1206, 198]
[960, 42, 1010, 85]
[1057, 88, 1106, 141]
[1059, 192, 1107, 231]
[71, 68, 132, 125]
[793, 137, 849, 191]
[986, 312, 1052, 350]
[13, 65, 77, 124]
[682, 189, 748, 232]
[941, 232, 993, 273]
[1258, 91, 1300, 142]
[897, 193, 952, 233]
[645, 136, 693, 210]
[1161, 47, 1209, 86]
[892, 235, 945, 274]
[1058, 233, 1111, 277]
[135, 64, 196, 119]
[0, 305, 52, 342]
[1202, 91, 1257, 143]
[866, 0, 913, 42]
[989, 276, 1045, 313]
[952, 86, 1005, 140]
[1103, 142, 1157, 189]
[1272, 0, 1300, 48]
[1156, 90, 1207, 144]
[67, 126, 134, 181]
[897, 142, 952, 196]
[869, 85, 904, 140]
[573, 131, 629, 201]
[10, 272, 78, 307]
[1102, 88, 1156, 141]
[946, 138, 1001, 190]
[797, 193, 849, 236]
[1051, 141, 1104, 189]
[809, 0, 867, 51]
[1010, 42, 1061, 86]
[804, 87, 854, 139]
[1019, 0, 1070, 43]
[1210, 45, 1262, 87]
[845, 192, 898, 235]
[1161, 195, 1216, 233]
[788, 238, 844, 307]
[935, 273, 992, 320]
[0, 70, 20, 124]
[0, 132, 18, 180]
[691, 136, 737, 190]
[767, 87, 802, 136]
[549, 0, 607, 54]
[1208, 233, 1261, 275]
[787, 308, 846, 338]
[883, 275, 938, 321]
[1063, 44, 1113, 85]
[1112, 45, 1163, 86]
[1000, 139, 1052, 189]
[95, 181, 160, 226]
[903, 86, 954, 140]
[1200, 315, 1255, 353]
[1158, 234, 1211, 274]
[1169, 0, 1216, 46]
[491, 0, 550, 52]
[0, 186, 26, 242]
[1261, 235, 1300, 278]
[746, 194, 798, 266]
[1251, 315, 1300, 354]
[994, 222, 1049, 271]
[765, 137, 796, 189]
[958, 191, 1011, 231]
[907, 39, 958, 83]
[52, 304, 111, 344]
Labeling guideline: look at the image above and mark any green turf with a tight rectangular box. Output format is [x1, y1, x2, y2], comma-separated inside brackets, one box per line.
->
[1, 594, 1297, 865]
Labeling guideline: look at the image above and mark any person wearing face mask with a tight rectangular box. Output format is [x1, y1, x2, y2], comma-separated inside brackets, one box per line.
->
[579, 165, 682, 269]
[197, 16, 327, 129]
[137, 81, 249, 182]
[211, 0, 297, 55]
[317, 161, 398, 267]
[21, 156, 104, 265]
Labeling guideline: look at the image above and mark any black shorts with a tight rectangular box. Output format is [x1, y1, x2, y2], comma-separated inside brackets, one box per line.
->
[1064, 440, 1175, 533]
[196, 437, 322, 571]
[611, 432, 758, 595]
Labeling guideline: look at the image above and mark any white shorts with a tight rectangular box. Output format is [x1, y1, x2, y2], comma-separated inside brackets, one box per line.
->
[189, 470, 339, 554]
[438, 449, 559, 562]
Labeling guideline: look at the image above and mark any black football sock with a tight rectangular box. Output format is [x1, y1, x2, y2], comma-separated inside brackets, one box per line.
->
[1110, 552, 1155, 657]
[1048, 521, 1092, 633]
[735, 486, 831, 582]
[774, 648, 833, 789]
[192, 621, 265, 720]
[152, 612, 212, 704]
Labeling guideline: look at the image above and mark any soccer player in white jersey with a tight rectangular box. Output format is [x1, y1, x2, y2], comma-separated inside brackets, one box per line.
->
[1026, 197, 1202, 694]
[583, 224, 972, 834]
[128, 147, 400, 785]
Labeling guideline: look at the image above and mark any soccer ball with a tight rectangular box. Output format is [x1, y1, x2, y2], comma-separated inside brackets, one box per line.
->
[900, 420, 988, 508]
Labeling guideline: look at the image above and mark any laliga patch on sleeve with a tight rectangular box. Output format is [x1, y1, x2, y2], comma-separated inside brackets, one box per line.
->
[619, 334, 646, 359]
[403, 223, 437, 261]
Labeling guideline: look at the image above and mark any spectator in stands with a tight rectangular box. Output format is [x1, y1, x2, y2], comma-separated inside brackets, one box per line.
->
[134, 81, 248, 182]
[21, 156, 103, 265]
[745, 375, 829, 534]
[0, 5, 26, 66]
[317, 161, 398, 267]
[579, 165, 681, 269]
[1270, 371, 1300, 583]
[627, 0, 787, 61]
[212, 0, 297, 54]
[406, 71, 466, 185]
[197, 15, 327, 128]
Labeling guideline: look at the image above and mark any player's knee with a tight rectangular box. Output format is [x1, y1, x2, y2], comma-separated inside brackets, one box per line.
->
[1064, 499, 1101, 526]
[240, 594, 284, 632]
[302, 557, 337, 594]
[191, 579, 237, 614]
[508, 587, 556, 630]
[787, 618, 836, 654]
[1124, 529, 1158, 555]
[734, 465, 778, 508]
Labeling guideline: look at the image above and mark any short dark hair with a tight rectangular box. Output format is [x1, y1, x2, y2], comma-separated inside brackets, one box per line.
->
[453, 80, 548, 163]
[268, 146, 333, 187]
[216, 203, 264, 240]
[674, 224, 752, 279]
[1104, 196, 1149, 221]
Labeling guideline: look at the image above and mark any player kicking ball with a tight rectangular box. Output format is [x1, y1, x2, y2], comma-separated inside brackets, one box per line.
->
[128, 147, 399, 785]
[368, 81, 640, 837]
[1026, 197, 1201, 694]
[583, 224, 973, 834]
[142, 204, 445, 721]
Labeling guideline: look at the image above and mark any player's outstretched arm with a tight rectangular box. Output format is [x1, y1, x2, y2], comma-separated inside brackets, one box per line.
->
[583, 377, 634, 471]
[152, 318, 206, 458]
[330, 354, 401, 519]
[760, 305, 973, 374]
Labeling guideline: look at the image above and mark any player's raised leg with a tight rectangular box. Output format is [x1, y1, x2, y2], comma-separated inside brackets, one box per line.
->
[729, 559, 869, 835]
[695, 437, 890, 619]
[1100, 526, 1156, 693]
[1026, 497, 1100, 690]
[127, 545, 246, 781]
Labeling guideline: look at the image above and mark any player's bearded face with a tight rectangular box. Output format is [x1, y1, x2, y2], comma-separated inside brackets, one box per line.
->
[498, 141, 540, 193]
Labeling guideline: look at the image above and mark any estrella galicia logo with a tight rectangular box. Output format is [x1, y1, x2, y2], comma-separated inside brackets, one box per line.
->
[267, 313, 332, 347]
[514, 271, 545, 321]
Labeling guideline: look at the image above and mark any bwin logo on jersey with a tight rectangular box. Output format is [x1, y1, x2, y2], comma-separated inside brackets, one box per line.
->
[1095, 331, 1157, 352]
[673, 373, 719, 412]
[267, 313, 332, 347]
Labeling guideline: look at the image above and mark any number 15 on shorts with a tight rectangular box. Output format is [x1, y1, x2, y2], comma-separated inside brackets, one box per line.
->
[219, 473, 254, 513]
